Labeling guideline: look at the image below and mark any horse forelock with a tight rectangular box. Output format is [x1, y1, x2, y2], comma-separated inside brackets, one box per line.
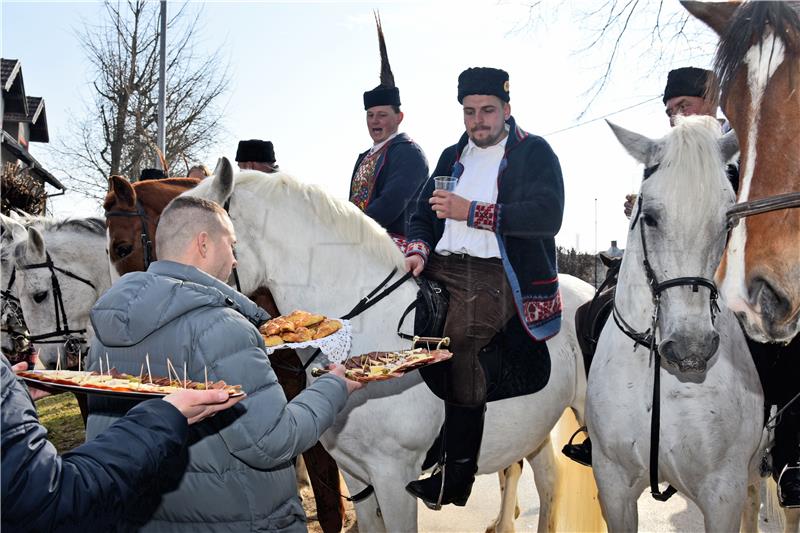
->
[649, 116, 732, 215]
[202, 170, 405, 269]
[715, 1, 800, 97]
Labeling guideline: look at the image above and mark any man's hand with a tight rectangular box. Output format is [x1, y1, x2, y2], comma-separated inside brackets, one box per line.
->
[12, 360, 51, 401]
[163, 389, 246, 425]
[429, 190, 470, 221]
[624, 194, 638, 219]
[405, 255, 425, 277]
[327, 364, 363, 394]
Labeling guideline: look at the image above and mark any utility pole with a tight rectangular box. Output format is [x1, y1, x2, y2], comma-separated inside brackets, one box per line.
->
[155, 0, 167, 169]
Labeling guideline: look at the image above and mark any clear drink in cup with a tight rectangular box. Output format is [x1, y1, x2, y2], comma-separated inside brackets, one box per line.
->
[433, 176, 457, 191]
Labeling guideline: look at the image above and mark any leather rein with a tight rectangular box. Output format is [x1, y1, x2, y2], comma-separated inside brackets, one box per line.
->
[727, 191, 800, 227]
[612, 164, 721, 502]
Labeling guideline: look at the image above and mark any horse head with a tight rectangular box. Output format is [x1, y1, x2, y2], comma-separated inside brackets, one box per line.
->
[684, 0, 800, 343]
[609, 116, 738, 374]
[1, 213, 32, 361]
[104, 174, 200, 278]
[13, 219, 109, 369]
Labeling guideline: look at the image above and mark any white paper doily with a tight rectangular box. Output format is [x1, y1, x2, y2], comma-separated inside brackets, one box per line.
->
[263, 319, 352, 364]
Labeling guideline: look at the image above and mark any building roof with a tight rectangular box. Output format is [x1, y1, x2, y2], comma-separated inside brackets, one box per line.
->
[1, 131, 65, 190]
[1, 58, 27, 116]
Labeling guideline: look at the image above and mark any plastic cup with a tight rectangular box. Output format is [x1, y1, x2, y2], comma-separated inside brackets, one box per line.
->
[433, 176, 457, 192]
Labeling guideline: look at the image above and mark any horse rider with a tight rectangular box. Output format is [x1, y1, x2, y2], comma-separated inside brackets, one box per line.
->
[84, 195, 361, 530]
[404, 67, 565, 508]
[236, 139, 279, 173]
[567, 66, 800, 509]
[349, 14, 428, 251]
[2, 354, 242, 531]
[187, 164, 211, 180]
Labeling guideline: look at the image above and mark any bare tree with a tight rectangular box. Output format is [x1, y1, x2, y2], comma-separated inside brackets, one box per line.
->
[517, 0, 716, 117]
[52, 1, 228, 199]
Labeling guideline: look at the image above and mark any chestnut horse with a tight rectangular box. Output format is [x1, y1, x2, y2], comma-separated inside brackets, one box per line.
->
[103, 175, 346, 533]
[684, 0, 800, 343]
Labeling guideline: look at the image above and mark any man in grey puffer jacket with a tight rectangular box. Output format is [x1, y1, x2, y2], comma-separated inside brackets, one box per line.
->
[86, 195, 359, 532]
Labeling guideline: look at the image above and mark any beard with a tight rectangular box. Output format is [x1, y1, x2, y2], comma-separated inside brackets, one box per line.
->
[469, 126, 507, 148]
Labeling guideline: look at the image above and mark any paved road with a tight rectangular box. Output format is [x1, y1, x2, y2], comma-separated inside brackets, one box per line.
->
[418, 466, 787, 532]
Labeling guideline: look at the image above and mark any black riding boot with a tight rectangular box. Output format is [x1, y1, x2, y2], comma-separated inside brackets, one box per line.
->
[406, 402, 485, 509]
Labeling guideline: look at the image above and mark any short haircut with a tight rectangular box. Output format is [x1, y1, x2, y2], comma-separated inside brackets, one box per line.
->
[155, 196, 230, 258]
[188, 164, 211, 177]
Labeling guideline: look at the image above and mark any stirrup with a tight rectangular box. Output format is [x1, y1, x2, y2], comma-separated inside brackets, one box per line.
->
[778, 462, 800, 509]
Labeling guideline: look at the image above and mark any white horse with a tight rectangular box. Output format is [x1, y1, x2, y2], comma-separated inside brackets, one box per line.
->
[12, 217, 111, 369]
[183, 161, 601, 532]
[587, 115, 767, 532]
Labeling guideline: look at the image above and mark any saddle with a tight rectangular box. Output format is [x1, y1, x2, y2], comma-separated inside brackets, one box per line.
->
[574, 254, 621, 377]
[413, 277, 550, 403]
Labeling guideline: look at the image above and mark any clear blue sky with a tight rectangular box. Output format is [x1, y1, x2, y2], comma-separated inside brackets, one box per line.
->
[2, 0, 719, 252]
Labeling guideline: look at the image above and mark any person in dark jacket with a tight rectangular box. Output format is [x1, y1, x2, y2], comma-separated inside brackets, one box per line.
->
[85, 195, 359, 531]
[404, 67, 564, 509]
[349, 14, 427, 247]
[1, 356, 244, 532]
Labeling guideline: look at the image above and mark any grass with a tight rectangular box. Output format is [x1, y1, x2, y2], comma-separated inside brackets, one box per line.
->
[37, 393, 85, 453]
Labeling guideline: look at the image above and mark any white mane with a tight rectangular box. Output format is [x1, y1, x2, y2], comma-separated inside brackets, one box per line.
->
[652, 115, 734, 209]
[199, 170, 406, 269]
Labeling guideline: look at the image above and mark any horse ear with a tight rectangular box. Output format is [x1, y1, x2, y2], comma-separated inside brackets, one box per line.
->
[15, 226, 46, 266]
[681, 0, 740, 36]
[606, 120, 657, 165]
[1, 214, 26, 243]
[109, 175, 136, 209]
[718, 129, 740, 164]
[208, 157, 234, 205]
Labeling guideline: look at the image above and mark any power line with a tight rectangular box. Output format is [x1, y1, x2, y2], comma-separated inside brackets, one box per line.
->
[543, 95, 662, 137]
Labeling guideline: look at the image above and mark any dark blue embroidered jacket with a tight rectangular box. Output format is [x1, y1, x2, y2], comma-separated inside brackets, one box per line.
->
[350, 133, 429, 236]
[406, 116, 565, 340]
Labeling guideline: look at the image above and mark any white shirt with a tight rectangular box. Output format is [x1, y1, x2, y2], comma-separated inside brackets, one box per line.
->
[435, 133, 508, 258]
[368, 132, 399, 155]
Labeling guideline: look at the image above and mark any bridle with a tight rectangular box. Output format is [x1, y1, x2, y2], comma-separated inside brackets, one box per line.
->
[727, 191, 800, 227]
[105, 200, 155, 270]
[19, 251, 97, 365]
[612, 163, 723, 502]
[0, 265, 33, 359]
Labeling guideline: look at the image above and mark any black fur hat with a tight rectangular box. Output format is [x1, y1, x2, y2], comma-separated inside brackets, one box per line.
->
[663, 67, 712, 104]
[140, 168, 166, 181]
[363, 12, 401, 110]
[235, 140, 276, 163]
[457, 67, 510, 104]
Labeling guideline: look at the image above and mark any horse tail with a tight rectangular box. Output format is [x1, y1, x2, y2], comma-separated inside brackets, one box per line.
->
[550, 408, 606, 532]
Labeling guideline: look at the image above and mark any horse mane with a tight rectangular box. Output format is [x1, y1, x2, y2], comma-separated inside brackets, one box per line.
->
[219, 171, 405, 268]
[656, 115, 732, 207]
[37, 217, 107, 237]
[714, 1, 800, 95]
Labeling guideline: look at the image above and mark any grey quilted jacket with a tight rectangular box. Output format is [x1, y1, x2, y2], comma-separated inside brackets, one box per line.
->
[86, 260, 348, 532]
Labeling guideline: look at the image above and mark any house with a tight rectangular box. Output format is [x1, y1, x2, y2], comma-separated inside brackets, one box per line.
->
[1, 58, 65, 214]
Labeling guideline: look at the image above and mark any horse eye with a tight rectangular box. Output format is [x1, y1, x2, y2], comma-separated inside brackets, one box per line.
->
[33, 291, 48, 304]
[642, 214, 658, 228]
[115, 244, 133, 258]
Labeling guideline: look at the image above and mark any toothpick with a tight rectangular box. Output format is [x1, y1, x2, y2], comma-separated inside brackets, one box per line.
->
[183, 361, 187, 389]
[166, 357, 176, 383]
[99, 357, 103, 376]
[204, 365, 208, 390]
[56, 347, 61, 372]
[105, 353, 111, 375]
[139, 363, 144, 382]
[146, 354, 152, 384]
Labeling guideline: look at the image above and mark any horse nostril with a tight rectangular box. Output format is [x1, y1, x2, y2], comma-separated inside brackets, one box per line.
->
[750, 277, 791, 322]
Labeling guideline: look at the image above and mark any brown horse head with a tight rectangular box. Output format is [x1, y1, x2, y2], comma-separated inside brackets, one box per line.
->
[104, 176, 200, 278]
[684, 0, 800, 343]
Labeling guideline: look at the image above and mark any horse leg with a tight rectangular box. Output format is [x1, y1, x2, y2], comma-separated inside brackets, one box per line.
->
[487, 460, 524, 533]
[303, 443, 346, 533]
[370, 467, 420, 533]
[341, 471, 386, 533]
[695, 478, 748, 533]
[784, 508, 800, 533]
[740, 482, 760, 533]
[529, 437, 557, 532]
[592, 454, 640, 532]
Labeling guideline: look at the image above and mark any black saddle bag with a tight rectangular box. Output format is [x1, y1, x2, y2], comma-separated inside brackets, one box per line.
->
[412, 277, 449, 339]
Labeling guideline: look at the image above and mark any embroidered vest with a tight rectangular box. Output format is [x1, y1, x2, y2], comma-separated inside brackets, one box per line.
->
[349, 143, 389, 211]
